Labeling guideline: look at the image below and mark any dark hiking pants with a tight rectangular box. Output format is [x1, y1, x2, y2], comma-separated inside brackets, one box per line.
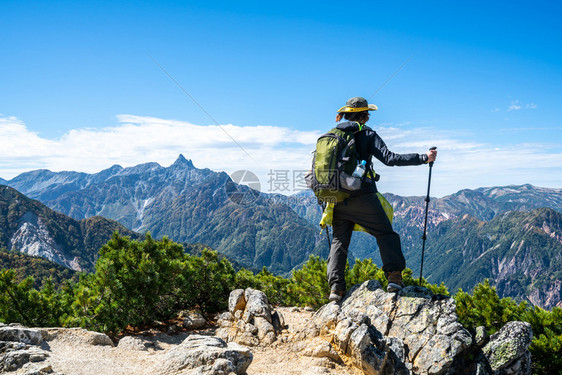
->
[327, 192, 406, 292]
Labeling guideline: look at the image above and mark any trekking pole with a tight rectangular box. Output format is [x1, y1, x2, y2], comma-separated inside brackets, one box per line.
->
[321, 202, 332, 250]
[419, 147, 437, 287]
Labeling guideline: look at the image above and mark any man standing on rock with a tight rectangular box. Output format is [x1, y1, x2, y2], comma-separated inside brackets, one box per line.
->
[327, 97, 437, 302]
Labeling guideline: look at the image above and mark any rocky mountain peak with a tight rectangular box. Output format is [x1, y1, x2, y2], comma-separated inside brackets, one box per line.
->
[169, 154, 195, 169]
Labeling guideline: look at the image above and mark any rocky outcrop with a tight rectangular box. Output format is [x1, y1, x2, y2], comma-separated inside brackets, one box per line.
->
[0, 326, 43, 346]
[1, 324, 117, 374]
[159, 335, 252, 375]
[216, 288, 286, 346]
[10, 211, 82, 271]
[0, 324, 57, 375]
[292, 280, 533, 375]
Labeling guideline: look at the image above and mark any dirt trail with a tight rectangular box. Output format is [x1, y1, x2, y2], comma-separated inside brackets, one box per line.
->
[17, 307, 355, 375]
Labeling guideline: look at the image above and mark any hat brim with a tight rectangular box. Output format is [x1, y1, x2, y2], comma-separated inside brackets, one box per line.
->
[337, 104, 378, 113]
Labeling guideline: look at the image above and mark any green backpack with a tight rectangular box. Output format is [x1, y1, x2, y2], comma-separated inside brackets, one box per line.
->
[307, 125, 372, 203]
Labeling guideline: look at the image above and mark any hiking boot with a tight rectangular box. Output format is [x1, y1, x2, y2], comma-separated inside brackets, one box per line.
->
[386, 271, 405, 293]
[329, 290, 346, 302]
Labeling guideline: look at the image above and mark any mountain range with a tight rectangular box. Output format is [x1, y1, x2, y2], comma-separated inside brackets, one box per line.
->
[2, 156, 561, 308]
[2, 155, 326, 274]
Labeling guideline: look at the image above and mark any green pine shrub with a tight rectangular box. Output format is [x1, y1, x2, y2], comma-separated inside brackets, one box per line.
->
[1, 233, 241, 333]
[184, 248, 236, 313]
[252, 267, 291, 306]
[234, 268, 262, 290]
[0, 270, 67, 326]
[63, 233, 192, 332]
[286, 255, 330, 307]
[455, 279, 562, 375]
[346, 258, 385, 287]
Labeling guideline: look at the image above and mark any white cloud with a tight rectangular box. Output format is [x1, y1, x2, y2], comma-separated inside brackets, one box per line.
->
[1, 115, 561, 198]
[0, 114, 321, 190]
[506, 100, 537, 112]
[508, 100, 522, 111]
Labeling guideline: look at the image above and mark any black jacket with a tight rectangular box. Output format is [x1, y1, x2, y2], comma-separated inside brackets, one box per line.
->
[335, 121, 427, 194]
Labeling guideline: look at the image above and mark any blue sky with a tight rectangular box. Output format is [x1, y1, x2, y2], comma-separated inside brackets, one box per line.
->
[1, 0, 561, 197]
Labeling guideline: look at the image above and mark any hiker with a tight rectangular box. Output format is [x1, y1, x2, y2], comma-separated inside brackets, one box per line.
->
[327, 97, 437, 302]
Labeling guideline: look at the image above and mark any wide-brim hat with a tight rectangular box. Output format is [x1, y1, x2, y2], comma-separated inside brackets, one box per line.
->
[337, 97, 378, 113]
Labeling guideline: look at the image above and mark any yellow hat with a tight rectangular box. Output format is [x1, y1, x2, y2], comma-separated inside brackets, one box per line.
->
[337, 97, 378, 113]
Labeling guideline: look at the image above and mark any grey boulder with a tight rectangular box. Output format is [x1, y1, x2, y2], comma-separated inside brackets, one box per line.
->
[159, 334, 252, 375]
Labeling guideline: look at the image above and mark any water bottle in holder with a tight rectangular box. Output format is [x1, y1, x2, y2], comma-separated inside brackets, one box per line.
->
[352, 160, 366, 178]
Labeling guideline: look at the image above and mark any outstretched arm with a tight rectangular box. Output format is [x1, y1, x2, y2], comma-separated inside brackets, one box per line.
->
[368, 131, 426, 166]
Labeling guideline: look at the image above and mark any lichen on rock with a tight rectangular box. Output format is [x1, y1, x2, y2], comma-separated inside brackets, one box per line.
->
[482, 321, 533, 374]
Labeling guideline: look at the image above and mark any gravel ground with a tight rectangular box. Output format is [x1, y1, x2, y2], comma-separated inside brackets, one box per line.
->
[15, 307, 356, 375]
